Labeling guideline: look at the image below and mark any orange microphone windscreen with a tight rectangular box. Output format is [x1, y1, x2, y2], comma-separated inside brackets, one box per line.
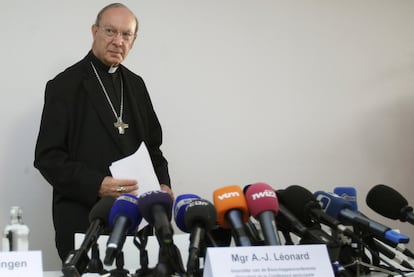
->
[213, 185, 250, 229]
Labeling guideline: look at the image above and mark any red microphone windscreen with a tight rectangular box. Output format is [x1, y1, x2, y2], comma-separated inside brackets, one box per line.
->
[245, 182, 279, 218]
[213, 185, 250, 229]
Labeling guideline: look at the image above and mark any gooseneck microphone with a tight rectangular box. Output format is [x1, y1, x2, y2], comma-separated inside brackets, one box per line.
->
[213, 185, 252, 246]
[245, 182, 280, 245]
[315, 191, 409, 245]
[62, 196, 115, 277]
[104, 194, 142, 266]
[366, 184, 414, 225]
[184, 199, 217, 277]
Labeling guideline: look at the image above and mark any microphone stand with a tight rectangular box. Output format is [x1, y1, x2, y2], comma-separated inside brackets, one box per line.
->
[154, 242, 185, 277]
[186, 228, 205, 277]
[364, 236, 411, 276]
[280, 230, 295, 245]
[107, 251, 129, 277]
[245, 219, 265, 246]
[344, 220, 402, 277]
[133, 225, 154, 277]
[153, 225, 185, 277]
[343, 220, 378, 276]
[86, 242, 108, 275]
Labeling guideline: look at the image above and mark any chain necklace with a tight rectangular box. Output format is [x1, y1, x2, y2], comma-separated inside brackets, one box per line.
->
[90, 62, 129, 134]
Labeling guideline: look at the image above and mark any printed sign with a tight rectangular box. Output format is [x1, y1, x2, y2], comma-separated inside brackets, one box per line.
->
[0, 251, 42, 277]
[203, 244, 334, 277]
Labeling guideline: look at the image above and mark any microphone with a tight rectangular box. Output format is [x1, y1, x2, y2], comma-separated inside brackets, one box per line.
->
[173, 194, 201, 232]
[213, 185, 252, 246]
[341, 185, 414, 260]
[274, 189, 312, 237]
[242, 184, 264, 245]
[174, 193, 230, 251]
[274, 198, 342, 262]
[278, 185, 358, 241]
[138, 190, 174, 244]
[334, 185, 414, 259]
[104, 194, 142, 266]
[244, 182, 281, 245]
[314, 191, 410, 245]
[366, 184, 414, 225]
[184, 199, 217, 277]
[62, 196, 115, 277]
[372, 239, 414, 270]
[174, 195, 231, 248]
[275, 190, 342, 246]
[139, 190, 185, 276]
[278, 187, 412, 275]
[334, 186, 358, 210]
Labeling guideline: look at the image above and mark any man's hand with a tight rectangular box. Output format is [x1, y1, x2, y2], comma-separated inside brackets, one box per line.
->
[99, 176, 138, 198]
[160, 184, 174, 200]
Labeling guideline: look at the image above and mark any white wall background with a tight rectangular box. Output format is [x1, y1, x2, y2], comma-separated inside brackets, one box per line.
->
[0, 0, 413, 271]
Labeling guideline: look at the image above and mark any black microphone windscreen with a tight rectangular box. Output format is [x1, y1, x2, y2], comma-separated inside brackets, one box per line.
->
[277, 185, 318, 227]
[184, 199, 217, 231]
[138, 190, 173, 224]
[242, 184, 252, 194]
[88, 196, 116, 225]
[366, 184, 408, 220]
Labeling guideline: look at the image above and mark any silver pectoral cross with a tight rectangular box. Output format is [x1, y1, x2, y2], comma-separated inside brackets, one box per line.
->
[114, 118, 129, 134]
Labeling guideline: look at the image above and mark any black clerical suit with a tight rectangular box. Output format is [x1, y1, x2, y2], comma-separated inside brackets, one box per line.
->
[34, 51, 170, 260]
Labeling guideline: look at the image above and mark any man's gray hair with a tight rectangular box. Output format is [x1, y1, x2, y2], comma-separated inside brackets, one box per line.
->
[95, 3, 139, 34]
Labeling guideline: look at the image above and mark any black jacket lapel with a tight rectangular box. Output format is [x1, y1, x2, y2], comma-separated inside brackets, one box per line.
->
[83, 69, 126, 154]
[122, 72, 146, 143]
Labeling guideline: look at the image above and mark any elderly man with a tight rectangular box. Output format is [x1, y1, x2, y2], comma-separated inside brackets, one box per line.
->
[34, 3, 172, 260]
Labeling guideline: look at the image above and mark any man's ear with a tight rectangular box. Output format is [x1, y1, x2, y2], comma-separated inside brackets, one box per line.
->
[91, 24, 98, 39]
[129, 35, 137, 49]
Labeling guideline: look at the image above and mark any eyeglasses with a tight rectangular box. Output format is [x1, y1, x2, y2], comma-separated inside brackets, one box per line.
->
[99, 26, 136, 42]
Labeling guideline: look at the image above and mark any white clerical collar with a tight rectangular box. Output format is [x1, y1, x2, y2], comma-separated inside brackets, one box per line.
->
[108, 65, 119, 73]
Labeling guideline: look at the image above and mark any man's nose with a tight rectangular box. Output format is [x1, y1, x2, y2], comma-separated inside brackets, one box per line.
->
[112, 33, 124, 45]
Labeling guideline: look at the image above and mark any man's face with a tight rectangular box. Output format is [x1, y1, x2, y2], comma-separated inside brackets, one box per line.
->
[91, 7, 137, 66]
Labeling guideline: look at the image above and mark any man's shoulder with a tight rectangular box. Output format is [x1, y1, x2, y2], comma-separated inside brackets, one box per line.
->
[120, 65, 144, 82]
[44, 56, 91, 101]
[51, 57, 88, 83]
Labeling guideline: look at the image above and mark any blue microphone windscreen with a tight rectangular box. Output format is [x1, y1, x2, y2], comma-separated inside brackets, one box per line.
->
[173, 194, 201, 232]
[314, 191, 353, 219]
[109, 194, 141, 232]
[333, 186, 358, 211]
[138, 190, 173, 224]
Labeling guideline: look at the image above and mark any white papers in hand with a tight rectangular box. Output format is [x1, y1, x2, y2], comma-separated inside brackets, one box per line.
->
[109, 142, 159, 195]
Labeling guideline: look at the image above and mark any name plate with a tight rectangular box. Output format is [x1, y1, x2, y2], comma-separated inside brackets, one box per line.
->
[0, 251, 42, 277]
[203, 244, 334, 277]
